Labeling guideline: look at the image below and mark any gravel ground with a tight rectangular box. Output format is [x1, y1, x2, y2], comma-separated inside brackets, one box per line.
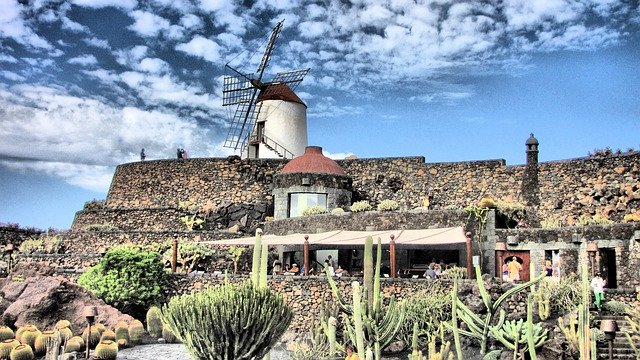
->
[116, 343, 292, 360]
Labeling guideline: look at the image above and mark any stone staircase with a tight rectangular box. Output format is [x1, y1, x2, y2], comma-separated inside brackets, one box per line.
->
[593, 312, 638, 360]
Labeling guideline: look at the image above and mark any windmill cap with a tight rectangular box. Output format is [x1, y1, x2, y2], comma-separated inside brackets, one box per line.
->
[257, 83, 306, 107]
[281, 146, 347, 175]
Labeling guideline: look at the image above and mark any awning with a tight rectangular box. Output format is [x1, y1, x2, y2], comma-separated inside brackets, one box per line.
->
[200, 226, 467, 247]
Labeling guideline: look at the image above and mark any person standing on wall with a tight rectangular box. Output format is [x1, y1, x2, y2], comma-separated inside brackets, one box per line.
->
[140, 148, 146, 161]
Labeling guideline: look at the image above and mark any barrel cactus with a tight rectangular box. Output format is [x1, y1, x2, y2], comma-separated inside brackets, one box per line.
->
[0, 339, 20, 359]
[69, 336, 84, 351]
[33, 330, 56, 355]
[14, 325, 37, 344]
[55, 320, 71, 330]
[146, 306, 163, 339]
[58, 327, 73, 342]
[94, 323, 106, 335]
[163, 280, 293, 360]
[114, 322, 130, 348]
[19, 328, 40, 350]
[162, 324, 177, 344]
[0, 327, 14, 342]
[128, 320, 145, 345]
[9, 344, 34, 360]
[64, 338, 82, 353]
[94, 340, 118, 360]
[82, 325, 101, 349]
[100, 330, 116, 342]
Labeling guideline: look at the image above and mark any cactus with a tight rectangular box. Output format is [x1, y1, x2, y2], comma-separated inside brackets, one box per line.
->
[162, 324, 178, 343]
[9, 344, 34, 360]
[326, 236, 406, 360]
[162, 279, 293, 360]
[445, 265, 545, 355]
[94, 340, 118, 360]
[0, 327, 14, 342]
[558, 315, 580, 354]
[100, 329, 116, 342]
[0, 339, 20, 359]
[55, 320, 71, 330]
[82, 325, 101, 349]
[94, 322, 106, 335]
[427, 337, 453, 360]
[58, 327, 72, 342]
[114, 321, 130, 348]
[14, 325, 37, 344]
[19, 328, 40, 350]
[43, 330, 61, 360]
[69, 335, 84, 350]
[623, 308, 640, 358]
[63, 338, 82, 353]
[129, 319, 145, 345]
[146, 306, 164, 338]
[33, 330, 56, 356]
[489, 297, 547, 359]
[578, 261, 592, 360]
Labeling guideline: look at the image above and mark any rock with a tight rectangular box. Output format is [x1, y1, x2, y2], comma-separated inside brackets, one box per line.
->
[0, 275, 133, 334]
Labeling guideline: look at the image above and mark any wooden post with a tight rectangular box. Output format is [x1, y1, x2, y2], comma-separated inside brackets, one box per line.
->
[171, 238, 178, 273]
[303, 235, 309, 276]
[466, 232, 473, 279]
[390, 234, 396, 278]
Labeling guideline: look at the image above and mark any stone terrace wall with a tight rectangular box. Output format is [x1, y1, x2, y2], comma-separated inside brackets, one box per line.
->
[105, 156, 286, 208]
[264, 209, 473, 235]
[0, 226, 42, 246]
[536, 152, 640, 224]
[72, 207, 183, 231]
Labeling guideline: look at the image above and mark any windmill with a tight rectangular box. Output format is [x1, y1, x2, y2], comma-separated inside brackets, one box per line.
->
[222, 20, 310, 159]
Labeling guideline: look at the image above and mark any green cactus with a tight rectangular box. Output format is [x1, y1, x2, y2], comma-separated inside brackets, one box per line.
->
[0, 339, 20, 359]
[19, 328, 40, 351]
[57, 327, 72, 342]
[100, 329, 116, 342]
[128, 319, 145, 345]
[63, 338, 82, 353]
[94, 322, 106, 335]
[82, 325, 101, 349]
[54, 320, 71, 330]
[95, 340, 118, 360]
[146, 306, 164, 338]
[578, 261, 592, 360]
[162, 324, 178, 343]
[114, 321, 130, 348]
[14, 325, 37, 344]
[0, 327, 14, 342]
[427, 336, 453, 360]
[327, 237, 406, 360]
[33, 330, 56, 356]
[445, 266, 545, 355]
[69, 335, 85, 351]
[9, 344, 34, 360]
[162, 280, 293, 360]
[489, 296, 547, 359]
[623, 308, 640, 358]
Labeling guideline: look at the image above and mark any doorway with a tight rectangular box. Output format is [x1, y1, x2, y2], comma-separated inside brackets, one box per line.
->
[599, 248, 617, 289]
[501, 251, 530, 282]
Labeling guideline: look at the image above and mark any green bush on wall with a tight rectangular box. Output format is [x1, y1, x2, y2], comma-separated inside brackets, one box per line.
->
[78, 247, 168, 315]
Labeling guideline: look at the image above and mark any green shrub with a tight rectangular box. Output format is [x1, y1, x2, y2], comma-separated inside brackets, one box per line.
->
[603, 300, 631, 315]
[330, 208, 345, 215]
[19, 234, 63, 254]
[398, 282, 451, 349]
[302, 206, 328, 216]
[576, 214, 614, 226]
[350, 200, 372, 212]
[377, 199, 399, 211]
[540, 218, 563, 229]
[162, 241, 216, 273]
[78, 247, 168, 315]
[18, 239, 44, 254]
[537, 276, 582, 316]
[163, 281, 292, 360]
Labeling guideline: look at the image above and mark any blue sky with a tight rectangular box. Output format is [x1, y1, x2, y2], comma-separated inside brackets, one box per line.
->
[0, 0, 639, 230]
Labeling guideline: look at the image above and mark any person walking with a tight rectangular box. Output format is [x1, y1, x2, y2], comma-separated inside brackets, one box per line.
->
[591, 273, 606, 311]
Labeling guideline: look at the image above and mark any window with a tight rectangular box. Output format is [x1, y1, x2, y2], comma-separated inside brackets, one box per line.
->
[288, 193, 327, 218]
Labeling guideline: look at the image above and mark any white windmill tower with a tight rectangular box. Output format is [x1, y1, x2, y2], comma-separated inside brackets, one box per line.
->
[222, 20, 310, 159]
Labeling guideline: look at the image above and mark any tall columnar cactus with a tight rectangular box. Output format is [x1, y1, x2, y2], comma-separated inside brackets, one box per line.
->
[326, 236, 406, 360]
[162, 280, 293, 360]
[623, 308, 640, 358]
[446, 266, 545, 355]
[146, 306, 164, 339]
[578, 261, 592, 360]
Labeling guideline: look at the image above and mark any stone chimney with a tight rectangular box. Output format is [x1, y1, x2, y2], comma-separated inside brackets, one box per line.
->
[522, 133, 540, 206]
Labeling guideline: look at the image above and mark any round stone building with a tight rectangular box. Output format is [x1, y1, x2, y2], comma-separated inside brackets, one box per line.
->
[272, 146, 352, 219]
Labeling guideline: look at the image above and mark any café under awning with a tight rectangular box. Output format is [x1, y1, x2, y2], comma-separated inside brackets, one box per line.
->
[195, 226, 472, 278]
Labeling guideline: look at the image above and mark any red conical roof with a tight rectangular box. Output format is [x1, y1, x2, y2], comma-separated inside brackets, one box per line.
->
[257, 83, 306, 106]
[281, 146, 346, 175]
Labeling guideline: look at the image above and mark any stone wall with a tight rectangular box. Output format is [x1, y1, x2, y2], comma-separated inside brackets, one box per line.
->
[0, 226, 42, 247]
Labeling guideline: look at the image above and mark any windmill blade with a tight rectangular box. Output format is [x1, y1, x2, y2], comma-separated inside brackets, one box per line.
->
[271, 68, 310, 92]
[223, 75, 254, 106]
[256, 20, 284, 77]
[223, 90, 262, 151]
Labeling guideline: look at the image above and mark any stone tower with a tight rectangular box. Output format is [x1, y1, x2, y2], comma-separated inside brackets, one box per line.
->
[522, 133, 540, 206]
[246, 84, 308, 160]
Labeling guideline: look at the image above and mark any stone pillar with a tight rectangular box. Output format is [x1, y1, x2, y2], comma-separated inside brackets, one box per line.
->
[522, 133, 540, 207]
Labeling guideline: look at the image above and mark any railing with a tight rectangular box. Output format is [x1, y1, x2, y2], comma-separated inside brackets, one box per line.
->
[249, 134, 295, 159]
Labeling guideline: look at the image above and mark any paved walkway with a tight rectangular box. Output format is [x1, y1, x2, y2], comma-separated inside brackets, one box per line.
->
[117, 343, 292, 360]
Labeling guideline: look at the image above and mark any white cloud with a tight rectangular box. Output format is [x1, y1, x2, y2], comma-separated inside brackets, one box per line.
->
[68, 54, 98, 66]
[0, 0, 53, 50]
[127, 10, 171, 38]
[70, 0, 137, 10]
[138, 58, 170, 73]
[0, 54, 18, 63]
[1, 71, 25, 81]
[176, 36, 221, 62]
[61, 16, 89, 33]
[83, 37, 110, 49]
[180, 14, 203, 30]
